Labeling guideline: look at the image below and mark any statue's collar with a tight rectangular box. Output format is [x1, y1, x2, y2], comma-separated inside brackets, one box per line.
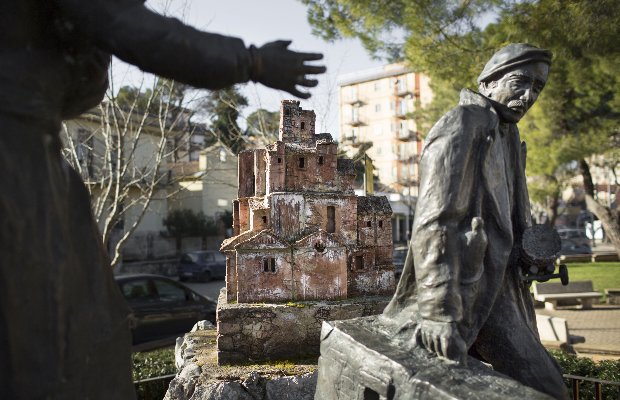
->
[458, 88, 494, 109]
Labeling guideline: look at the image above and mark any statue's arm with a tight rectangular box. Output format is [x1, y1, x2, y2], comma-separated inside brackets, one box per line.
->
[411, 107, 483, 363]
[53, 0, 325, 96]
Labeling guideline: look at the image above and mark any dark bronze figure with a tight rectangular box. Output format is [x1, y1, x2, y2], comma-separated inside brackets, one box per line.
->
[315, 44, 569, 400]
[383, 43, 568, 399]
[0, 1, 324, 399]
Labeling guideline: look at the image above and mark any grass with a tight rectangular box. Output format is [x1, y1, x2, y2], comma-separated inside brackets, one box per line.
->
[565, 262, 620, 301]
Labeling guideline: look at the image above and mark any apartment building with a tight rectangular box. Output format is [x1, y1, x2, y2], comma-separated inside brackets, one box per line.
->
[338, 63, 433, 197]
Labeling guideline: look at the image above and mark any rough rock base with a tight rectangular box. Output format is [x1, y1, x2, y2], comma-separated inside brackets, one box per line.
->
[165, 322, 318, 400]
[315, 316, 555, 400]
[216, 288, 391, 364]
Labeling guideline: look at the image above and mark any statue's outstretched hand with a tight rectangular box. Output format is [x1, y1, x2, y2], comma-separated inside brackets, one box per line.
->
[250, 40, 326, 99]
[415, 320, 467, 365]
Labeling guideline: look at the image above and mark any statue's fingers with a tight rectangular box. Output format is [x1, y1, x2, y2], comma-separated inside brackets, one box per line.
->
[301, 65, 327, 75]
[432, 336, 442, 357]
[440, 336, 450, 359]
[288, 87, 311, 99]
[299, 53, 324, 62]
[298, 78, 319, 88]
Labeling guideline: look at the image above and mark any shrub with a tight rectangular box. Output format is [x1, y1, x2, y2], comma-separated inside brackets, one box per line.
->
[133, 349, 176, 400]
[550, 350, 620, 400]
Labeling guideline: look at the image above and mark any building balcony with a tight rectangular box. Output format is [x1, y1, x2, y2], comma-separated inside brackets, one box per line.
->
[343, 96, 366, 107]
[392, 87, 412, 98]
[394, 130, 414, 141]
[396, 154, 419, 164]
[391, 110, 408, 119]
[345, 117, 365, 127]
[341, 136, 367, 148]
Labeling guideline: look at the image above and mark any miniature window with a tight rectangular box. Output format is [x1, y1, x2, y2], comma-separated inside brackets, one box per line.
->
[314, 242, 326, 253]
[285, 109, 290, 116]
[327, 206, 336, 233]
[355, 256, 364, 270]
[262, 216, 267, 224]
[263, 258, 276, 273]
[301, 122, 305, 130]
[278, 157, 282, 163]
[379, 220, 383, 228]
[366, 221, 371, 227]
[299, 157, 305, 168]
[318, 156, 324, 165]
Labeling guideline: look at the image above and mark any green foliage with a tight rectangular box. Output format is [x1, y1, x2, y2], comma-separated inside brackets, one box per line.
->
[163, 209, 219, 238]
[550, 350, 620, 400]
[132, 349, 176, 400]
[246, 109, 280, 145]
[202, 87, 249, 154]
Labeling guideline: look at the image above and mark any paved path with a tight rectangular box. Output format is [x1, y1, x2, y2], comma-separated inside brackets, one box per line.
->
[536, 305, 620, 348]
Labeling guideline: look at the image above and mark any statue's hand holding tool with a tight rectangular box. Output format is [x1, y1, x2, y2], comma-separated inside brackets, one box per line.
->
[415, 319, 467, 365]
[249, 40, 326, 99]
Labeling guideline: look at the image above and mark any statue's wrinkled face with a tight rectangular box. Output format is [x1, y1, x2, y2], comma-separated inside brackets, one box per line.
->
[482, 62, 549, 123]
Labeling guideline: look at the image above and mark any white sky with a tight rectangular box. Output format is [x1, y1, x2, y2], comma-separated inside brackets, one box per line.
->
[110, 0, 387, 140]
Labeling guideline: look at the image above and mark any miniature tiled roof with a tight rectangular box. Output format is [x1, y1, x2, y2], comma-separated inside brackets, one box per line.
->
[336, 158, 356, 175]
[284, 142, 317, 154]
[357, 195, 393, 214]
[315, 133, 334, 144]
[220, 230, 255, 251]
[248, 198, 269, 210]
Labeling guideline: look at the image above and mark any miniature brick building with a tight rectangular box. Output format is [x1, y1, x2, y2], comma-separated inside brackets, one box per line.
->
[220, 100, 395, 303]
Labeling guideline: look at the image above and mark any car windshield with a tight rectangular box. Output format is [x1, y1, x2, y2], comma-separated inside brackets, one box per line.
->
[181, 253, 199, 264]
[153, 279, 187, 302]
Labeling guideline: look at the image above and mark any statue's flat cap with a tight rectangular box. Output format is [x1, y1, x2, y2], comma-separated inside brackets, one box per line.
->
[477, 43, 552, 84]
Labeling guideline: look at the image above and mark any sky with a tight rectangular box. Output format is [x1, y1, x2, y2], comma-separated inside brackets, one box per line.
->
[110, 0, 388, 140]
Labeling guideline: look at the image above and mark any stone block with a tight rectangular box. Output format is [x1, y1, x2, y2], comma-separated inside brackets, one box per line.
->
[216, 290, 391, 364]
[315, 317, 555, 400]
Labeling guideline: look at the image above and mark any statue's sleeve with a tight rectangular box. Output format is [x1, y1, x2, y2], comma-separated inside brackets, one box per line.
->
[412, 106, 486, 323]
[53, 0, 251, 90]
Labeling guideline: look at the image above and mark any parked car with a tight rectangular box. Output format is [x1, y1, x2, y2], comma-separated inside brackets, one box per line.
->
[115, 274, 216, 344]
[393, 246, 408, 279]
[557, 229, 591, 248]
[559, 239, 594, 256]
[177, 250, 226, 282]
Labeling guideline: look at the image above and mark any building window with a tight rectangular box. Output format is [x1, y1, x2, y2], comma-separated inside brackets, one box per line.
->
[375, 82, 381, 91]
[318, 156, 324, 165]
[326, 206, 336, 233]
[262, 216, 267, 224]
[391, 122, 396, 132]
[355, 256, 364, 270]
[374, 124, 383, 136]
[263, 258, 276, 273]
[375, 104, 381, 112]
[285, 108, 290, 116]
[377, 147, 382, 155]
[392, 166, 398, 177]
[299, 157, 305, 168]
[301, 121, 305, 130]
[379, 220, 383, 228]
[278, 157, 282, 163]
[366, 221, 371, 227]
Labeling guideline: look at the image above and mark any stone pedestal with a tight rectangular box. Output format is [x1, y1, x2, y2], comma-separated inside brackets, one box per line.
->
[315, 316, 555, 400]
[216, 289, 391, 365]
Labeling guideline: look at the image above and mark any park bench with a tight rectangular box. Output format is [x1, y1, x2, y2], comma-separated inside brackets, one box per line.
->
[533, 280, 603, 310]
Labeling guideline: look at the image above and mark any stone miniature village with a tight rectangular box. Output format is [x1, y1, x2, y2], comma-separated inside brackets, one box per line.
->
[211, 101, 396, 366]
[220, 100, 396, 304]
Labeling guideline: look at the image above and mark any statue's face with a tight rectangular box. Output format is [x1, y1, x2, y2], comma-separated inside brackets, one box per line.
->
[484, 62, 549, 123]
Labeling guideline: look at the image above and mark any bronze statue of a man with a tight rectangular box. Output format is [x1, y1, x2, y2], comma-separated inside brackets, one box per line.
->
[0, 1, 324, 399]
[384, 43, 569, 399]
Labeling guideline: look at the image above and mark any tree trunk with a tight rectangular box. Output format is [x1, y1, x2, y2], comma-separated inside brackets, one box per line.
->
[580, 159, 620, 255]
[547, 193, 560, 227]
